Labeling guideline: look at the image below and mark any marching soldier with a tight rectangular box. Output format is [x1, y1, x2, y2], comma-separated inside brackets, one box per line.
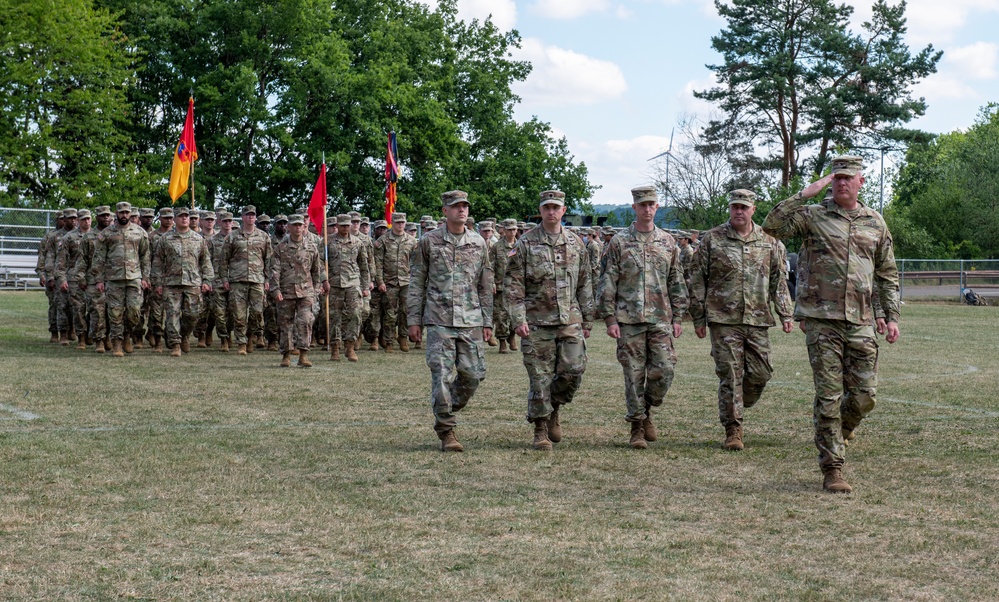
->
[92, 202, 151, 357]
[373, 212, 418, 353]
[272, 214, 328, 367]
[221, 206, 273, 355]
[327, 214, 370, 362]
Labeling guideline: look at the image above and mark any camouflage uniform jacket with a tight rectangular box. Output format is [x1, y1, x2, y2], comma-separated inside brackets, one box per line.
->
[688, 222, 793, 329]
[506, 226, 594, 329]
[270, 237, 326, 299]
[373, 230, 418, 287]
[151, 230, 214, 288]
[44, 229, 71, 282]
[491, 237, 516, 291]
[55, 228, 88, 286]
[36, 229, 59, 279]
[679, 244, 695, 281]
[326, 234, 370, 290]
[206, 232, 229, 289]
[221, 227, 272, 284]
[585, 237, 602, 289]
[93, 222, 151, 283]
[74, 230, 101, 285]
[762, 194, 900, 324]
[596, 224, 688, 325]
[361, 235, 375, 287]
[407, 226, 493, 328]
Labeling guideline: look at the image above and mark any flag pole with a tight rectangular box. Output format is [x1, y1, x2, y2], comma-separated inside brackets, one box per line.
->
[190, 90, 196, 210]
[322, 153, 330, 351]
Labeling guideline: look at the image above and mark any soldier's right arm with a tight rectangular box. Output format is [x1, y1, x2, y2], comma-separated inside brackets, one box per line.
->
[373, 239, 385, 287]
[762, 192, 811, 240]
[55, 238, 70, 288]
[139, 233, 151, 283]
[36, 235, 47, 281]
[595, 239, 620, 322]
[220, 234, 232, 286]
[269, 244, 282, 292]
[92, 232, 107, 286]
[406, 237, 430, 326]
[688, 236, 709, 328]
[150, 238, 163, 287]
[505, 240, 527, 329]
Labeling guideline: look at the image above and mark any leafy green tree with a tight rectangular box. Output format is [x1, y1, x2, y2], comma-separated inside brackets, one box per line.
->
[696, 0, 941, 187]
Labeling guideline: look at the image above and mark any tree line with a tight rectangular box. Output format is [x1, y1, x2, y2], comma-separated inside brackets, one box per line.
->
[0, 0, 595, 220]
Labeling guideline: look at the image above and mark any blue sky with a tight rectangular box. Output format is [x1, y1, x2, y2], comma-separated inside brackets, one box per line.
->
[446, 0, 999, 205]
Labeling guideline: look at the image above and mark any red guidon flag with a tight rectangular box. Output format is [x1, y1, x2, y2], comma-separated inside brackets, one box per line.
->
[307, 163, 327, 233]
[168, 97, 198, 203]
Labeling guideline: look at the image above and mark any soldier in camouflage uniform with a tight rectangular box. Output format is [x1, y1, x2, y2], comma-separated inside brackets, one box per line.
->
[56, 209, 92, 349]
[272, 214, 328, 367]
[259, 214, 288, 351]
[207, 211, 234, 351]
[221, 205, 273, 355]
[348, 213, 375, 346]
[763, 155, 901, 494]
[145, 208, 174, 352]
[584, 227, 602, 291]
[373, 212, 418, 353]
[37, 213, 66, 342]
[50, 209, 78, 344]
[194, 211, 217, 348]
[689, 190, 794, 451]
[92, 202, 151, 357]
[491, 219, 519, 354]
[327, 214, 370, 362]
[677, 232, 695, 291]
[407, 190, 493, 452]
[506, 191, 593, 450]
[597, 186, 688, 449]
[151, 206, 214, 356]
[75, 206, 111, 353]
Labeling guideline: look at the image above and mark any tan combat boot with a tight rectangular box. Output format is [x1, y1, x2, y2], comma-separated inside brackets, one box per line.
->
[280, 352, 292, 367]
[822, 468, 853, 493]
[843, 427, 856, 445]
[95, 339, 106, 354]
[170, 344, 182, 357]
[723, 425, 744, 451]
[643, 407, 658, 442]
[508, 334, 518, 351]
[49, 333, 59, 343]
[77, 337, 87, 350]
[499, 339, 508, 354]
[266, 339, 278, 352]
[122, 336, 133, 353]
[345, 340, 358, 362]
[246, 336, 254, 354]
[151, 335, 163, 353]
[547, 407, 562, 443]
[197, 335, 207, 348]
[397, 335, 409, 352]
[237, 344, 248, 356]
[180, 336, 191, 353]
[383, 341, 394, 353]
[59, 331, 69, 346]
[132, 335, 143, 349]
[220, 337, 230, 353]
[533, 420, 553, 451]
[629, 422, 648, 450]
[112, 339, 124, 357]
[255, 336, 265, 349]
[330, 342, 341, 361]
[439, 430, 464, 452]
[205, 331, 213, 348]
[298, 350, 312, 368]
[369, 339, 379, 351]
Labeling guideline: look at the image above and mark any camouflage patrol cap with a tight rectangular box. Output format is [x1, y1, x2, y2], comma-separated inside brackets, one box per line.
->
[830, 155, 864, 176]
[174, 206, 190, 217]
[273, 214, 288, 223]
[478, 221, 494, 231]
[95, 205, 113, 217]
[465, 217, 475, 228]
[115, 202, 132, 213]
[348, 211, 361, 221]
[63, 208, 78, 218]
[288, 214, 305, 225]
[441, 190, 469, 206]
[158, 208, 174, 219]
[360, 217, 370, 225]
[201, 211, 216, 221]
[420, 215, 433, 222]
[728, 189, 757, 207]
[539, 190, 565, 207]
[501, 218, 518, 230]
[374, 220, 388, 229]
[525, 223, 537, 230]
[241, 205, 256, 215]
[257, 214, 271, 224]
[77, 209, 91, 219]
[218, 211, 234, 221]
[601, 226, 616, 236]
[405, 222, 418, 231]
[139, 208, 156, 218]
[336, 213, 351, 226]
[631, 186, 658, 203]
[391, 212, 406, 223]
[517, 221, 527, 230]
[188, 211, 199, 220]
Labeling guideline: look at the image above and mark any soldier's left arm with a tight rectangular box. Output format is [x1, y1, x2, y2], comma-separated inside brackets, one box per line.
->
[874, 226, 901, 325]
[477, 239, 494, 329]
[358, 241, 371, 290]
[666, 240, 689, 324]
[769, 239, 794, 323]
[505, 240, 528, 330]
[139, 233, 151, 286]
[200, 238, 215, 288]
[576, 242, 594, 330]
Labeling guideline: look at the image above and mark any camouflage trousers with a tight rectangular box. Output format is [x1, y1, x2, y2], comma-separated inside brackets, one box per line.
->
[105, 280, 143, 341]
[492, 288, 510, 340]
[195, 289, 229, 340]
[263, 290, 279, 343]
[425, 325, 486, 435]
[615, 322, 678, 422]
[520, 323, 587, 422]
[364, 288, 381, 344]
[85, 283, 107, 341]
[278, 296, 315, 352]
[329, 286, 360, 343]
[69, 283, 88, 338]
[379, 284, 409, 342]
[228, 282, 265, 346]
[55, 287, 74, 333]
[709, 324, 774, 427]
[805, 318, 878, 470]
[146, 288, 164, 339]
[163, 286, 202, 348]
[313, 292, 328, 343]
[45, 284, 57, 334]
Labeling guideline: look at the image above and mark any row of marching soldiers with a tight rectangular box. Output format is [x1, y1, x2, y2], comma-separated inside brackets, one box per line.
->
[35, 201, 553, 363]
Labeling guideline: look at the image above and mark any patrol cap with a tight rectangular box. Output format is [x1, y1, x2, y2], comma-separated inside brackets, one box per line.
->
[273, 214, 288, 223]
[478, 221, 494, 231]
[257, 214, 271, 224]
[501, 218, 518, 230]
[830, 155, 864, 176]
[158, 208, 174, 219]
[63, 208, 78, 218]
[405, 223, 418, 232]
[139, 208, 156, 218]
[465, 217, 475, 228]
[601, 226, 616, 236]
[441, 190, 469, 206]
[360, 217, 370, 225]
[96, 205, 113, 217]
[728, 189, 757, 207]
[348, 211, 361, 221]
[391, 212, 406, 223]
[77, 209, 92, 219]
[188, 211, 200, 219]
[218, 211, 234, 221]
[241, 205, 256, 215]
[115, 202, 132, 213]
[174, 206, 190, 217]
[374, 219, 388, 229]
[539, 190, 565, 207]
[517, 221, 527, 230]
[326, 216, 337, 226]
[201, 211, 216, 221]
[336, 213, 352, 226]
[288, 214, 305, 225]
[631, 186, 658, 203]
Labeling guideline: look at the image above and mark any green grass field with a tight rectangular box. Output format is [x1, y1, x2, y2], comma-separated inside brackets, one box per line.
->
[1, 291, 997, 601]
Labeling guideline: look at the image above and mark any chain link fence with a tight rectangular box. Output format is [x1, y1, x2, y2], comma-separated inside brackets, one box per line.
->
[0, 207, 59, 288]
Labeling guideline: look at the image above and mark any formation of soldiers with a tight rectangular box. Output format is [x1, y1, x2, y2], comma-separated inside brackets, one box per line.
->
[36, 155, 900, 493]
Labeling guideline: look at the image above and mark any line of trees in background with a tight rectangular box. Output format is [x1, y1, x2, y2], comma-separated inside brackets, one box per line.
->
[0, 0, 595, 220]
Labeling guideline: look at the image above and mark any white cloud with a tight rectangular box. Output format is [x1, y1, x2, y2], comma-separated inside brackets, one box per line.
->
[894, 0, 999, 46]
[676, 74, 717, 117]
[512, 38, 628, 106]
[532, 0, 610, 19]
[945, 42, 999, 80]
[570, 136, 671, 205]
[456, 0, 518, 31]
[913, 72, 980, 101]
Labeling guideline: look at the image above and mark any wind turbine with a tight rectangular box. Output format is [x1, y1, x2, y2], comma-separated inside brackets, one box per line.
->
[648, 127, 674, 204]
